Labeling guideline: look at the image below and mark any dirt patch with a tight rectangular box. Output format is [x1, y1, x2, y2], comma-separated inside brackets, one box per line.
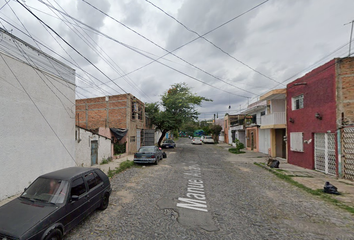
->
[238, 166, 251, 172]
[116, 190, 134, 204]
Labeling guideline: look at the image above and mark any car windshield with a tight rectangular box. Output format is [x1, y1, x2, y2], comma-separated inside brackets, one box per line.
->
[164, 140, 174, 143]
[21, 177, 69, 204]
[139, 146, 155, 152]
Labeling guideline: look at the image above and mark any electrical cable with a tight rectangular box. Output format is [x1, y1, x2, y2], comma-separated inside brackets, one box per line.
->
[49, 0, 153, 102]
[35, 0, 252, 98]
[16, 0, 128, 95]
[144, 0, 283, 86]
[79, 0, 258, 96]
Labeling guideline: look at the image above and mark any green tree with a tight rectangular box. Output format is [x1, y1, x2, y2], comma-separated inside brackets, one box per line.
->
[210, 124, 222, 143]
[145, 83, 212, 146]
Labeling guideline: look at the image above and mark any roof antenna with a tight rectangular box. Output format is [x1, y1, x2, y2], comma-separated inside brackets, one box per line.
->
[345, 20, 354, 56]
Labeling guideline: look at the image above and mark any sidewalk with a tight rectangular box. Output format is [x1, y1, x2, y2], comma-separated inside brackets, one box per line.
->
[0, 154, 135, 207]
[218, 142, 354, 210]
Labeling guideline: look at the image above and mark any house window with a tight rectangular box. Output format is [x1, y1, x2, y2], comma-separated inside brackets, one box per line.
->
[138, 104, 143, 120]
[130, 136, 136, 142]
[260, 111, 266, 116]
[290, 132, 303, 152]
[132, 100, 137, 120]
[292, 94, 304, 110]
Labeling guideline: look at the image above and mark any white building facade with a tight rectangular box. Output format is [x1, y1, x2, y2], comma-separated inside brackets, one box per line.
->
[75, 127, 112, 167]
[0, 29, 76, 200]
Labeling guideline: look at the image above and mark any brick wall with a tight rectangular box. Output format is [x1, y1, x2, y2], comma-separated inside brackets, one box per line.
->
[76, 95, 129, 129]
[337, 57, 354, 126]
[76, 94, 146, 154]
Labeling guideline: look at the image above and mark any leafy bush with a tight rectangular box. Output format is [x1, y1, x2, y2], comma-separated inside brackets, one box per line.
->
[100, 157, 112, 165]
[114, 142, 126, 155]
[229, 138, 245, 154]
[229, 148, 245, 154]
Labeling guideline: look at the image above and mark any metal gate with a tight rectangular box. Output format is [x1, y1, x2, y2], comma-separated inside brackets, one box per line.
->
[343, 127, 354, 180]
[314, 133, 336, 175]
[143, 129, 155, 146]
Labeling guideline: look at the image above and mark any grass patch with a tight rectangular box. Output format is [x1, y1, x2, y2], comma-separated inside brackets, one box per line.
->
[107, 160, 135, 178]
[100, 157, 112, 165]
[254, 162, 354, 215]
[228, 148, 246, 154]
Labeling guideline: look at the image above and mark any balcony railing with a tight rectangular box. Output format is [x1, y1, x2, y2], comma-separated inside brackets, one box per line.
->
[261, 112, 286, 126]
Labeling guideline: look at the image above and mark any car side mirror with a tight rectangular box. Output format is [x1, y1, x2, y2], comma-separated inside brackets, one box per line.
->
[71, 195, 79, 202]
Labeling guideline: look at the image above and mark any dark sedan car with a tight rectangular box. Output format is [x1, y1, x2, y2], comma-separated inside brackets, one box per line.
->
[134, 146, 163, 165]
[161, 139, 176, 148]
[0, 167, 111, 240]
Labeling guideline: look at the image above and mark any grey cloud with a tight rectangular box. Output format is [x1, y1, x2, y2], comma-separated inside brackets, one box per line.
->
[121, 0, 145, 27]
[165, 0, 260, 54]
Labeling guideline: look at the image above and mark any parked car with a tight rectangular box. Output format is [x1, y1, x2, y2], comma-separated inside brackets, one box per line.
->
[0, 167, 111, 240]
[134, 146, 163, 165]
[191, 137, 203, 145]
[202, 136, 214, 144]
[161, 139, 176, 148]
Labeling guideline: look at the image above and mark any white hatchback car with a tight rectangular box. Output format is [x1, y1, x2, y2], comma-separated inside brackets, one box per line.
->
[202, 136, 214, 144]
[191, 137, 203, 145]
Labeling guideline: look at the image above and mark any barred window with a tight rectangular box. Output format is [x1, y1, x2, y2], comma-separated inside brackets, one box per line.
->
[130, 136, 136, 142]
[292, 94, 304, 110]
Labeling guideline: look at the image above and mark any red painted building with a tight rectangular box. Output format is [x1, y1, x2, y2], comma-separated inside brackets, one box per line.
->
[286, 57, 354, 176]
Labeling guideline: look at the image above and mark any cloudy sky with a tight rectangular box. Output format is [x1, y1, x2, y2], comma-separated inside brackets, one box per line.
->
[1, 0, 354, 120]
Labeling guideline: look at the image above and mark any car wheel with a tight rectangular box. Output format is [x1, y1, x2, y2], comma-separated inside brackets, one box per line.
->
[44, 229, 62, 240]
[163, 152, 167, 158]
[99, 193, 110, 210]
[154, 158, 158, 165]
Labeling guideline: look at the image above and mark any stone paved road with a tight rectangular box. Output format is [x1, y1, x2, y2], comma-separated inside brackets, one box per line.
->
[65, 138, 354, 239]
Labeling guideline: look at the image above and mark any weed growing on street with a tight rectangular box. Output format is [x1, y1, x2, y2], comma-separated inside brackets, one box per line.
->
[100, 157, 112, 165]
[228, 148, 245, 154]
[254, 162, 354, 215]
[107, 160, 135, 178]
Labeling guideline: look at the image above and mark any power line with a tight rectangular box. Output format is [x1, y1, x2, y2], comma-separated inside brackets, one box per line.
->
[80, 0, 257, 96]
[31, 1, 252, 98]
[144, 0, 282, 86]
[49, 0, 153, 102]
[16, 0, 128, 95]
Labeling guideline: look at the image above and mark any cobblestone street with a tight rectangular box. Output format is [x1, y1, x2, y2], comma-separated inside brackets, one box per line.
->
[65, 138, 354, 239]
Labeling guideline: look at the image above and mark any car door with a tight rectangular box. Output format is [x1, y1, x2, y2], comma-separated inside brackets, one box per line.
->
[83, 171, 104, 211]
[62, 176, 89, 232]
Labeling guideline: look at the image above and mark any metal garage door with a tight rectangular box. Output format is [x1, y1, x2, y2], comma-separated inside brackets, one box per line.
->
[314, 133, 336, 175]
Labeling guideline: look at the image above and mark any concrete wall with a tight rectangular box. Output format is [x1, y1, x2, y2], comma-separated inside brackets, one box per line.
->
[75, 127, 112, 167]
[287, 59, 337, 169]
[271, 99, 286, 112]
[0, 32, 76, 201]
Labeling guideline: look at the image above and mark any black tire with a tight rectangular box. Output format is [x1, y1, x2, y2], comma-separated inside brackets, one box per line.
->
[163, 152, 167, 158]
[44, 229, 62, 240]
[154, 158, 159, 165]
[99, 193, 110, 210]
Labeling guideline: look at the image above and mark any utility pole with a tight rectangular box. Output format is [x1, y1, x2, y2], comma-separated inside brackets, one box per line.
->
[345, 20, 354, 56]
